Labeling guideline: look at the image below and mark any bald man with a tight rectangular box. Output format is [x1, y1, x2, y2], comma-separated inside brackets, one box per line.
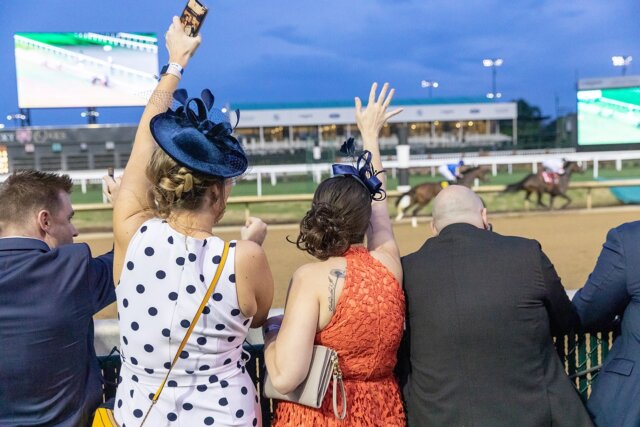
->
[399, 186, 592, 427]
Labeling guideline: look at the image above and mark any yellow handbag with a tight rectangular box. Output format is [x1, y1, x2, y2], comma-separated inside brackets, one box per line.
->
[92, 407, 118, 427]
[92, 243, 230, 427]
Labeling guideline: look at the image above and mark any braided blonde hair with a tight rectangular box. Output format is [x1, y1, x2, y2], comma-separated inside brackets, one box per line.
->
[146, 148, 226, 220]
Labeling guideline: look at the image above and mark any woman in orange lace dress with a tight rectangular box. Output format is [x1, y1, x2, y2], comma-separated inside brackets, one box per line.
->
[263, 83, 406, 426]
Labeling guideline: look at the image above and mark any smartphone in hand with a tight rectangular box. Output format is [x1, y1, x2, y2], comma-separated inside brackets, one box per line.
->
[103, 167, 115, 204]
[180, 0, 208, 37]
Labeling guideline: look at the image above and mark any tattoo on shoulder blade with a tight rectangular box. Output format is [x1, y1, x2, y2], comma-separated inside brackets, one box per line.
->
[328, 269, 345, 313]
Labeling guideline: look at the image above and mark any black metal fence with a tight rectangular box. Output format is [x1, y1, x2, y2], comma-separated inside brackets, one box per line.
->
[98, 329, 616, 425]
[555, 329, 616, 398]
[98, 345, 275, 425]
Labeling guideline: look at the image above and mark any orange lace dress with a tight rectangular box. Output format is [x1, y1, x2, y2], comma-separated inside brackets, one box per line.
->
[272, 246, 406, 426]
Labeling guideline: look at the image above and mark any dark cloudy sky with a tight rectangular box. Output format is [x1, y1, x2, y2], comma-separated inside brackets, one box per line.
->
[0, 0, 638, 126]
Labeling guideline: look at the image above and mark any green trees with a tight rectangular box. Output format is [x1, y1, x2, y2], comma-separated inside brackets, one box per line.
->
[501, 99, 560, 148]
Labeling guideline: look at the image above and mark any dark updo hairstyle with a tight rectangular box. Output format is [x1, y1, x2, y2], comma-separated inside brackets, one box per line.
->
[294, 175, 372, 260]
[146, 148, 227, 221]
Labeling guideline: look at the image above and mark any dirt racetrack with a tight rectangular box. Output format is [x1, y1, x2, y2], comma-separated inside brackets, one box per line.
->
[83, 207, 640, 319]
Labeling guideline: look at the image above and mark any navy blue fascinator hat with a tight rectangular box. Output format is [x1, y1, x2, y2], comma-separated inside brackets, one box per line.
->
[150, 89, 248, 178]
[332, 137, 386, 201]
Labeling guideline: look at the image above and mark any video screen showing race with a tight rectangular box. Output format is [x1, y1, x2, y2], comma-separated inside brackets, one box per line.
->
[14, 32, 158, 108]
[577, 86, 640, 146]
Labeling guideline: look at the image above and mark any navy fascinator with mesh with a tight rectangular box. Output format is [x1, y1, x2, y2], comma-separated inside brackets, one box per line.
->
[150, 89, 248, 178]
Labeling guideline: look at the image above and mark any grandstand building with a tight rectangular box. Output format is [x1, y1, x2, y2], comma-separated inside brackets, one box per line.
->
[232, 97, 517, 152]
[0, 97, 517, 173]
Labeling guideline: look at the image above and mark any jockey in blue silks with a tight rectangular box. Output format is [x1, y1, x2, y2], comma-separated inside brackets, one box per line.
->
[438, 160, 464, 183]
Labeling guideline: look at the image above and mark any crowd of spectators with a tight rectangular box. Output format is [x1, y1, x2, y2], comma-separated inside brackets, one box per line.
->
[0, 16, 638, 427]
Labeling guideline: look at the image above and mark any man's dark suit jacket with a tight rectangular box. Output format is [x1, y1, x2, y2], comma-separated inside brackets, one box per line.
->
[573, 221, 640, 427]
[0, 238, 115, 427]
[400, 223, 592, 427]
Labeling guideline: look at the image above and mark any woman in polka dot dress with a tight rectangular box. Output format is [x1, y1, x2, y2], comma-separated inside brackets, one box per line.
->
[109, 17, 273, 427]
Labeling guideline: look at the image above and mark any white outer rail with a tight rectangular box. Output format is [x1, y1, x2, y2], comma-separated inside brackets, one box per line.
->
[2, 149, 640, 197]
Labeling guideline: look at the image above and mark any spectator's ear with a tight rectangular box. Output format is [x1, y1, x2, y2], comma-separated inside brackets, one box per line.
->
[431, 220, 439, 236]
[481, 208, 489, 230]
[37, 209, 50, 232]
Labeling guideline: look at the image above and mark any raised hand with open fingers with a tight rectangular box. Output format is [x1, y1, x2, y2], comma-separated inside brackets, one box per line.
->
[355, 82, 403, 141]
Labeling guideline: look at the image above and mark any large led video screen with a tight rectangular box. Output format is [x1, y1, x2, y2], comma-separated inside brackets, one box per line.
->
[577, 86, 640, 146]
[14, 32, 158, 108]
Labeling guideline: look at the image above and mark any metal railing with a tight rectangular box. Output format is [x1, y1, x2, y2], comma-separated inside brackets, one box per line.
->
[98, 344, 273, 425]
[97, 327, 616, 426]
[556, 328, 617, 398]
[4, 148, 640, 193]
[73, 179, 640, 218]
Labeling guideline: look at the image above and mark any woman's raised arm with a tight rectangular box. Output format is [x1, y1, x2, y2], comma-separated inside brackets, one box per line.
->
[355, 83, 403, 281]
[112, 17, 201, 284]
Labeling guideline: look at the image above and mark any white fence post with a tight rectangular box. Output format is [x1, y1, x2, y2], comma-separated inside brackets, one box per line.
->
[256, 172, 262, 196]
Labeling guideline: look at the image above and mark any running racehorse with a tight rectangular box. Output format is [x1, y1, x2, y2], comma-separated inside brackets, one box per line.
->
[503, 161, 582, 209]
[395, 166, 490, 222]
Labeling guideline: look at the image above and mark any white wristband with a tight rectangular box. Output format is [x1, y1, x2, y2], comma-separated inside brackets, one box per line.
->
[160, 62, 184, 80]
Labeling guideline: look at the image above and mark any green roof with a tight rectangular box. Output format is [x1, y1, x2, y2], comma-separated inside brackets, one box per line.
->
[232, 96, 492, 111]
[15, 32, 156, 47]
[16, 32, 98, 46]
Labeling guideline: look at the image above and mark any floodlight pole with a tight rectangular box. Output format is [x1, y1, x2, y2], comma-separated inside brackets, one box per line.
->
[19, 109, 30, 127]
[82, 107, 99, 125]
[88, 108, 97, 125]
[491, 67, 497, 98]
[420, 80, 439, 98]
[483, 58, 503, 99]
[7, 109, 30, 127]
[611, 55, 633, 76]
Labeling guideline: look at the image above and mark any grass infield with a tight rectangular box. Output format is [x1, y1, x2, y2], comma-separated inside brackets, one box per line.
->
[71, 163, 640, 230]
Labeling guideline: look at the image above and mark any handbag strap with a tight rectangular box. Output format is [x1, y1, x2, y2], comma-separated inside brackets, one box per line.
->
[331, 352, 347, 420]
[140, 241, 231, 426]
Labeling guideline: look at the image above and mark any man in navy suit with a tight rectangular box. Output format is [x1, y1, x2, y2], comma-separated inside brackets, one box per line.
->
[0, 170, 116, 426]
[573, 221, 640, 427]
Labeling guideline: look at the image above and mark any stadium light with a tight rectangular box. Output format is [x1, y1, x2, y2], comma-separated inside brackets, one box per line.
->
[6, 112, 28, 127]
[483, 58, 503, 99]
[420, 80, 439, 98]
[611, 55, 633, 75]
[81, 108, 100, 125]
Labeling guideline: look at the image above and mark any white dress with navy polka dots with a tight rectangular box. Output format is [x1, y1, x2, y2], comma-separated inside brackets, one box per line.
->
[114, 219, 260, 427]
